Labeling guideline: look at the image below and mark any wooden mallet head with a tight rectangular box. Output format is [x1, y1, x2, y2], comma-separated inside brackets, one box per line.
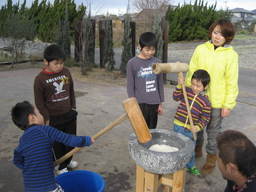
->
[152, 62, 188, 74]
[123, 98, 152, 144]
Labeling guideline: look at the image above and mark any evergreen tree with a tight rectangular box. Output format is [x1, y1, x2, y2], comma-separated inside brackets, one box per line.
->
[152, 15, 163, 60]
[99, 20, 115, 71]
[167, 0, 231, 41]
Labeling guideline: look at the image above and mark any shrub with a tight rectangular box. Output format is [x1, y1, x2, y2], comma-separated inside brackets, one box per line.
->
[167, 0, 231, 41]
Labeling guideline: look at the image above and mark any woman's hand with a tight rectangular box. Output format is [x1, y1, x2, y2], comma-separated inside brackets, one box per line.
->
[221, 108, 231, 117]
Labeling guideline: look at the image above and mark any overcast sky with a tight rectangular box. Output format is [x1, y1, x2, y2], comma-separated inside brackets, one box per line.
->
[1, 0, 256, 15]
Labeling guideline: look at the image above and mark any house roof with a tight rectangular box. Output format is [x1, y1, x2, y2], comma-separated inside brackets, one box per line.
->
[135, 5, 169, 19]
[230, 8, 254, 14]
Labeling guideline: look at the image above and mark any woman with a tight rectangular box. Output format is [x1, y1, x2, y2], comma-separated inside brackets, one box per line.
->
[185, 19, 239, 175]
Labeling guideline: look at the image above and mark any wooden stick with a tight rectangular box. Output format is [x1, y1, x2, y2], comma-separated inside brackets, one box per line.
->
[54, 113, 128, 166]
[178, 72, 196, 140]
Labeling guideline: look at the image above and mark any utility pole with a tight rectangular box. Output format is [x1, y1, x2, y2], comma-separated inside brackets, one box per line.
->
[224, 0, 228, 10]
[127, 0, 130, 14]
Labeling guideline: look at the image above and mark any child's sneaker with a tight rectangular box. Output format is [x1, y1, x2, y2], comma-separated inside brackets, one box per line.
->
[187, 166, 201, 176]
[56, 168, 68, 175]
[67, 160, 78, 169]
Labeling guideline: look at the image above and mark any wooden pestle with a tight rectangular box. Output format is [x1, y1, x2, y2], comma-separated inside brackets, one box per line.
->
[123, 97, 152, 144]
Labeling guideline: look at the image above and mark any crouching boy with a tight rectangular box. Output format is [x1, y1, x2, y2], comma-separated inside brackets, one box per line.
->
[12, 101, 94, 192]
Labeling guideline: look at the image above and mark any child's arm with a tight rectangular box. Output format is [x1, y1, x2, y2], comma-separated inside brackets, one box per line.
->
[13, 149, 24, 169]
[69, 71, 76, 110]
[173, 73, 186, 101]
[172, 85, 184, 101]
[44, 126, 93, 147]
[157, 71, 164, 115]
[126, 61, 135, 97]
[157, 73, 164, 103]
[223, 52, 239, 112]
[34, 78, 49, 123]
[196, 101, 211, 130]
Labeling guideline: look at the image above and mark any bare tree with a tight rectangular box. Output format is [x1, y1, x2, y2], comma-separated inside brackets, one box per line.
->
[133, 0, 170, 10]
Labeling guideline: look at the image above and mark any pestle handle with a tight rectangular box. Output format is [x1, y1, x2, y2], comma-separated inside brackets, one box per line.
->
[92, 113, 128, 140]
[54, 113, 128, 166]
[178, 72, 196, 140]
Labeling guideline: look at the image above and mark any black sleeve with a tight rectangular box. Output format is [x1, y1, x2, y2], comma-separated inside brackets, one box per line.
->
[224, 180, 234, 192]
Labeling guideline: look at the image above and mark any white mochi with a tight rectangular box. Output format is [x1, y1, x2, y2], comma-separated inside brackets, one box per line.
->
[149, 144, 179, 153]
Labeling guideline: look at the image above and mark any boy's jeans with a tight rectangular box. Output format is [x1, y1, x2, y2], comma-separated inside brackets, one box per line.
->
[173, 124, 195, 169]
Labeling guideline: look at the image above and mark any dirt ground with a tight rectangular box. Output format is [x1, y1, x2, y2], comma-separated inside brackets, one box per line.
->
[1, 38, 256, 192]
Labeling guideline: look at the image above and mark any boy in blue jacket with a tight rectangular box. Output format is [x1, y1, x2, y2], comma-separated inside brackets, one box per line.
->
[12, 101, 94, 192]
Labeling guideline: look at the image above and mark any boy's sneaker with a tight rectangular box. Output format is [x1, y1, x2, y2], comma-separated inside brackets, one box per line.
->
[56, 168, 68, 175]
[187, 166, 201, 176]
[67, 160, 78, 169]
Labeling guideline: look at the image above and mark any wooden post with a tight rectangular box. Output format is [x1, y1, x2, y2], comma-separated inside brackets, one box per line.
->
[133, 165, 186, 192]
[172, 169, 186, 192]
[120, 15, 134, 75]
[74, 18, 83, 62]
[162, 18, 169, 63]
[99, 19, 115, 70]
[161, 18, 169, 83]
[136, 165, 145, 192]
[80, 17, 96, 75]
[144, 171, 159, 192]
[161, 174, 173, 192]
[134, 166, 186, 192]
[131, 21, 136, 56]
[88, 19, 96, 66]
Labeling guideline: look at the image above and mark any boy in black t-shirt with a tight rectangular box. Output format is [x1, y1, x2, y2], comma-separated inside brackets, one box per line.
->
[34, 44, 77, 174]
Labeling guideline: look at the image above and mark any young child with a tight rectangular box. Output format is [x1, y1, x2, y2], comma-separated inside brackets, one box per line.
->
[126, 32, 164, 129]
[34, 44, 78, 174]
[12, 101, 94, 192]
[185, 19, 239, 175]
[173, 69, 211, 176]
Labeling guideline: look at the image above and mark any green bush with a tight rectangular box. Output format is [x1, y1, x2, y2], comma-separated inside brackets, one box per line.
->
[0, 0, 86, 43]
[167, 0, 231, 41]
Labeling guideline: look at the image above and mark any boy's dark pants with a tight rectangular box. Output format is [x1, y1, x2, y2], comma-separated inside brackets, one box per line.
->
[139, 103, 159, 129]
[50, 110, 77, 170]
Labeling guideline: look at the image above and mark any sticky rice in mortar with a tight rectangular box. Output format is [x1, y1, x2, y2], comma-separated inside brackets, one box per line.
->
[149, 144, 179, 153]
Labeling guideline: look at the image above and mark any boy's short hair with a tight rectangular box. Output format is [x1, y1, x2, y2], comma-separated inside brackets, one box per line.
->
[139, 32, 157, 49]
[191, 69, 210, 88]
[217, 130, 256, 177]
[44, 44, 65, 62]
[209, 19, 235, 44]
[11, 101, 34, 130]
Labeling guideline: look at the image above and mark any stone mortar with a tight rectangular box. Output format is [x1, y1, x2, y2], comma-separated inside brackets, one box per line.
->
[128, 129, 194, 174]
